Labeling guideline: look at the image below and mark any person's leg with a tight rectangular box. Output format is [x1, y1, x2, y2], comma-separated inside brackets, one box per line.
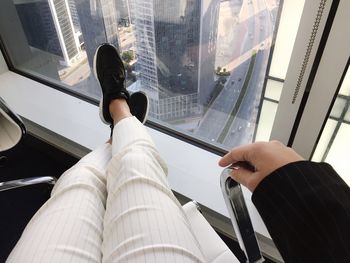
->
[7, 143, 112, 263]
[101, 99, 205, 263]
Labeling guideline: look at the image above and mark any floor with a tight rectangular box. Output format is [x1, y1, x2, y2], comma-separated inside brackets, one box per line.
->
[0, 134, 274, 262]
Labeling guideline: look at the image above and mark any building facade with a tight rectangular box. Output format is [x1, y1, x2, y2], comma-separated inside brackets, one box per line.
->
[15, 0, 81, 66]
[132, 0, 220, 121]
[116, 0, 131, 26]
[74, 0, 121, 67]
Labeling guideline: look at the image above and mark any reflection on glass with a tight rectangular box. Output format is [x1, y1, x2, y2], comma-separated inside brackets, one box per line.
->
[264, 79, 283, 101]
[345, 108, 350, 122]
[339, 68, 350, 96]
[255, 99, 278, 141]
[312, 119, 337, 161]
[1, 0, 286, 149]
[313, 68, 350, 185]
[323, 124, 350, 186]
[331, 97, 346, 119]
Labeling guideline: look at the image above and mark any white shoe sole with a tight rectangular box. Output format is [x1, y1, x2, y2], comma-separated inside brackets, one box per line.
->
[93, 44, 121, 125]
[94, 44, 110, 125]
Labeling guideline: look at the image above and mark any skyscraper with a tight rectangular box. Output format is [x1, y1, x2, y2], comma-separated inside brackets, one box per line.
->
[116, 0, 131, 26]
[67, 0, 82, 33]
[74, 0, 121, 67]
[131, 0, 220, 121]
[15, 0, 81, 66]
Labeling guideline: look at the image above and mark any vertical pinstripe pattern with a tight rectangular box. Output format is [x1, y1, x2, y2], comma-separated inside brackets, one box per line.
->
[252, 161, 350, 263]
[102, 117, 205, 263]
[7, 117, 206, 262]
[7, 144, 111, 263]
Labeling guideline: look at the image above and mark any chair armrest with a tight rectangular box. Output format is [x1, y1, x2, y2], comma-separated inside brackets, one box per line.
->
[220, 168, 263, 263]
[0, 177, 56, 192]
[0, 96, 26, 151]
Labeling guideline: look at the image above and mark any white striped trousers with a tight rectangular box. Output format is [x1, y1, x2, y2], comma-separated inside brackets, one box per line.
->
[7, 117, 205, 263]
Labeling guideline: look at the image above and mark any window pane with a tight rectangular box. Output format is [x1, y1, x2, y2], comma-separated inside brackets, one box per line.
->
[312, 119, 337, 162]
[330, 97, 346, 119]
[324, 123, 350, 185]
[255, 100, 278, 141]
[0, 0, 305, 150]
[264, 79, 283, 101]
[339, 68, 350, 96]
[269, 0, 305, 79]
[312, 68, 350, 185]
[345, 107, 350, 122]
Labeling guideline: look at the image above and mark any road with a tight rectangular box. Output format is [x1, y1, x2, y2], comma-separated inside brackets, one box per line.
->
[223, 0, 276, 148]
[223, 50, 265, 147]
[195, 0, 255, 142]
[195, 59, 251, 142]
[215, 0, 276, 71]
[194, 0, 278, 147]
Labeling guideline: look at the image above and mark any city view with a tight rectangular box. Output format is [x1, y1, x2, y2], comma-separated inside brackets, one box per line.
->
[12, 0, 280, 149]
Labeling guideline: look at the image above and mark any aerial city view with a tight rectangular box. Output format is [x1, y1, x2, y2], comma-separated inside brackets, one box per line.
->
[14, 0, 280, 149]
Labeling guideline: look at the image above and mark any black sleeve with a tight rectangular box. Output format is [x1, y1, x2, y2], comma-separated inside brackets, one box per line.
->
[252, 161, 350, 263]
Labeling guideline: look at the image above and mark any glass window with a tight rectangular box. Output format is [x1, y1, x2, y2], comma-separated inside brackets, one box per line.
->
[0, 0, 306, 150]
[330, 97, 347, 119]
[269, 0, 305, 79]
[339, 69, 350, 96]
[264, 79, 283, 101]
[312, 68, 350, 185]
[322, 123, 350, 185]
[255, 100, 278, 141]
[345, 107, 350, 122]
[312, 119, 338, 161]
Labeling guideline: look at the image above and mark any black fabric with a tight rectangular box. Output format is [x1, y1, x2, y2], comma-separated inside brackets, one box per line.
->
[129, 92, 148, 124]
[252, 161, 350, 263]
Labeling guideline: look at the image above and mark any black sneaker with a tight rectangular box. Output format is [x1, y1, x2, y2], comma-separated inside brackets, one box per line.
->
[94, 43, 129, 125]
[108, 91, 149, 137]
[129, 91, 149, 124]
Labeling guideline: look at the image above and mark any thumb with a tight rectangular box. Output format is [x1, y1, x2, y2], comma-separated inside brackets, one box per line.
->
[230, 167, 256, 192]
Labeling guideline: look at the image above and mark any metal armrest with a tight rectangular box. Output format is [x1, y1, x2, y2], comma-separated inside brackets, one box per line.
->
[0, 96, 26, 135]
[0, 96, 26, 152]
[220, 168, 263, 263]
[0, 177, 57, 192]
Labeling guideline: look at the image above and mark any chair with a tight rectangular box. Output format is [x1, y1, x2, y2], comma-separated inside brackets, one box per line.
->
[181, 168, 263, 263]
[0, 96, 56, 192]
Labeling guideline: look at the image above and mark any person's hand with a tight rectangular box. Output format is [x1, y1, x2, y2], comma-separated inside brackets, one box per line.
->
[218, 141, 304, 192]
